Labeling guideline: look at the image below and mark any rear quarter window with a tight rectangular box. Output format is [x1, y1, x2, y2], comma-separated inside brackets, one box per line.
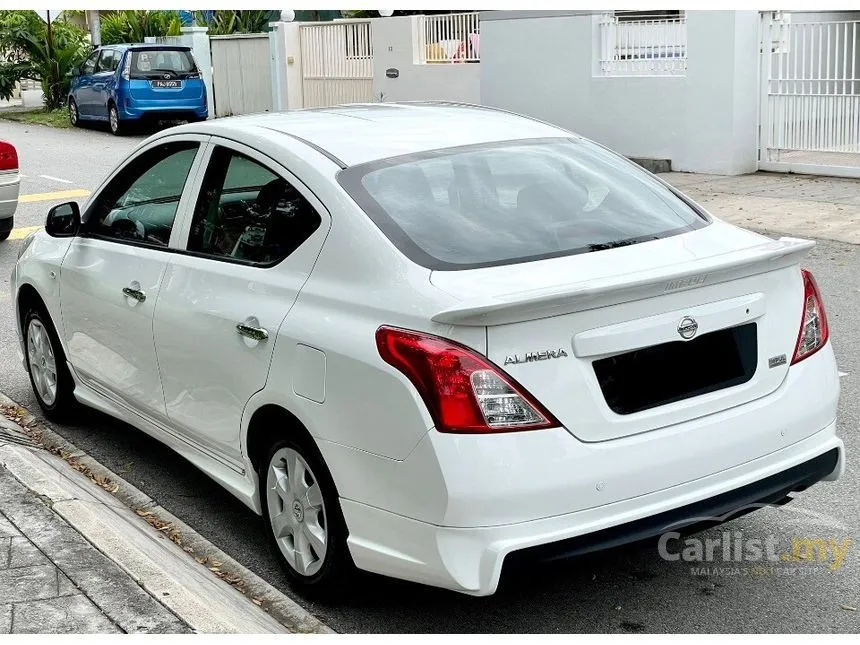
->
[338, 138, 709, 270]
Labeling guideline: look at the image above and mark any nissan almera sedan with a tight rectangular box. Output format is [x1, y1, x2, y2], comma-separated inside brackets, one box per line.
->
[11, 103, 843, 598]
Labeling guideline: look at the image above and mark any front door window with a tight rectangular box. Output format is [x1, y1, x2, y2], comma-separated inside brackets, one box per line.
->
[84, 142, 200, 248]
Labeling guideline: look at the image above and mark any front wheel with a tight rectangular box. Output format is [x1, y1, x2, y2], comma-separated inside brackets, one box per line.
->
[24, 308, 78, 421]
[260, 437, 355, 599]
[108, 103, 123, 136]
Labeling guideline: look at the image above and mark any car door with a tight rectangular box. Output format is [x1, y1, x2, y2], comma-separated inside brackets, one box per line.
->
[153, 139, 331, 465]
[91, 48, 119, 118]
[59, 136, 208, 418]
[74, 50, 101, 116]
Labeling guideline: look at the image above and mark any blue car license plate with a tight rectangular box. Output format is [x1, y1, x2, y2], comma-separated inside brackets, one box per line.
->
[151, 80, 182, 89]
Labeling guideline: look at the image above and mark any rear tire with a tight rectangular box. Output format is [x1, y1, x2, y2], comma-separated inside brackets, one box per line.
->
[108, 103, 124, 136]
[259, 435, 355, 600]
[0, 230, 9, 242]
[23, 307, 78, 422]
[68, 98, 80, 127]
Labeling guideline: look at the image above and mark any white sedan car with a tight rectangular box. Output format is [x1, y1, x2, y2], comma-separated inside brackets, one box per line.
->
[11, 104, 843, 598]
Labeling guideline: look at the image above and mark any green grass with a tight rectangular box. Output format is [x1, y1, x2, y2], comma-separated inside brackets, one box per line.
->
[0, 108, 71, 128]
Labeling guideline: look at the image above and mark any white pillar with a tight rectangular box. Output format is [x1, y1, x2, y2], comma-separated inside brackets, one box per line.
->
[269, 22, 288, 111]
[182, 26, 214, 119]
[269, 21, 304, 111]
[86, 10, 101, 47]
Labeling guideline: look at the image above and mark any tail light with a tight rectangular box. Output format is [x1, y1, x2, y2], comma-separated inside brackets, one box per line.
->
[0, 141, 18, 172]
[122, 52, 131, 80]
[376, 326, 560, 434]
[188, 53, 202, 79]
[791, 269, 829, 365]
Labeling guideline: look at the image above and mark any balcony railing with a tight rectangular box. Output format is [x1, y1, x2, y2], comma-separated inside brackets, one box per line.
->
[418, 12, 480, 64]
[598, 11, 687, 76]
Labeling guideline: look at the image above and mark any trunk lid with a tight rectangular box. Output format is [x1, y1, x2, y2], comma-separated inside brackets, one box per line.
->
[430, 224, 812, 442]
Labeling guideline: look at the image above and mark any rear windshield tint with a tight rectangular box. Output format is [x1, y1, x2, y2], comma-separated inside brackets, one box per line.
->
[130, 49, 196, 79]
[338, 138, 709, 270]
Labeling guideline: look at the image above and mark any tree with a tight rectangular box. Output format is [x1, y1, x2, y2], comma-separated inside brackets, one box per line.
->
[0, 10, 89, 110]
[195, 10, 280, 36]
[99, 10, 182, 45]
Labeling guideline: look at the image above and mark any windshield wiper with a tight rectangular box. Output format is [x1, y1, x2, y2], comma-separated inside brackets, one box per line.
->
[588, 235, 660, 252]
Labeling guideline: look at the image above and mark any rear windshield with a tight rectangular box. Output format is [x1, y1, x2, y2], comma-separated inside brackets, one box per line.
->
[338, 137, 709, 270]
[130, 49, 197, 79]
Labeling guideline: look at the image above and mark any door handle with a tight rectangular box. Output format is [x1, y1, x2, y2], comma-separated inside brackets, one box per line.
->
[122, 286, 146, 303]
[236, 319, 269, 342]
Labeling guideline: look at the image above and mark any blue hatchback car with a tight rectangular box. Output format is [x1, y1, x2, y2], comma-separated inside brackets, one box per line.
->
[69, 44, 208, 136]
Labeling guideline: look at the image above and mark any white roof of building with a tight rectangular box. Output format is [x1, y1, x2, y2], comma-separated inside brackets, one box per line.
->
[192, 103, 572, 167]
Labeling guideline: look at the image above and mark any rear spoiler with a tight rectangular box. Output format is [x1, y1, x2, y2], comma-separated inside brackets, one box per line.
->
[431, 237, 815, 327]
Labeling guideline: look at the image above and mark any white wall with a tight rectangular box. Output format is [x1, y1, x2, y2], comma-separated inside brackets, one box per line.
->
[371, 16, 480, 104]
[480, 10, 761, 175]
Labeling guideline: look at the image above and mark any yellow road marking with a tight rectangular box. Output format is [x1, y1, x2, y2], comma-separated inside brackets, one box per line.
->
[8, 225, 42, 240]
[18, 189, 90, 204]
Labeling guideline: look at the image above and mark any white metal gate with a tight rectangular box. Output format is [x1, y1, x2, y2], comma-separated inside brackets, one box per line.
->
[210, 34, 273, 118]
[759, 12, 860, 177]
[299, 20, 373, 108]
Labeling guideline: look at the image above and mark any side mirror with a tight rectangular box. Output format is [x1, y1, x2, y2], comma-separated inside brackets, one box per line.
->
[45, 202, 80, 238]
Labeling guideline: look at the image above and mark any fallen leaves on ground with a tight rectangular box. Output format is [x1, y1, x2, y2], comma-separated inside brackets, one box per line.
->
[1, 403, 265, 611]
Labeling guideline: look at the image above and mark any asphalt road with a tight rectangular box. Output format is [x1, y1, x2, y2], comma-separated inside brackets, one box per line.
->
[1, 120, 858, 633]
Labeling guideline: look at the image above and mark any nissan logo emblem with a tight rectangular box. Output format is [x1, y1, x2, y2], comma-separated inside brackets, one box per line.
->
[677, 316, 699, 340]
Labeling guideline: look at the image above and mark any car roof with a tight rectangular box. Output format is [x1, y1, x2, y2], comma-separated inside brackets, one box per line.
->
[104, 43, 190, 51]
[181, 103, 574, 168]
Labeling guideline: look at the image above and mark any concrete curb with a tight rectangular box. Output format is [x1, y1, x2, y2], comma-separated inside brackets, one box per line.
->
[0, 393, 333, 634]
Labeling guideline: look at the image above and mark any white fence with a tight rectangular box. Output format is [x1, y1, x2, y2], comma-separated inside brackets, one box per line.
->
[760, 13, 860, 175]
[299, 20, 374, 108]
[210, 34, 273, 117]
[418, 12, 480, 63]
[598, 12, 687, 76]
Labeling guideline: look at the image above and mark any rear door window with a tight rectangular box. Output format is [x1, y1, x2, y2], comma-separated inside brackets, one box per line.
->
[130, 49, 197, 79]
[96, 49, 119, 73]
[187, 146, 322, 266]
[338, 138, 709, 270]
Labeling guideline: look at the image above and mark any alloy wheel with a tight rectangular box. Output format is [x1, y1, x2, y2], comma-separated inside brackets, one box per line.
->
[69, 100, 78, 126]
[109, 106, 119, 134]
[266, 447, 328, 577]
[27, 319, 58, 407]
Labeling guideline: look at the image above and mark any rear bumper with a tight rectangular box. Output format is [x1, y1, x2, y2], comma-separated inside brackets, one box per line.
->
[331, 342, 843, 595]
[119, 97, 207, 121]
[343, 425, 843, 596]
[0, 169, 20, 219]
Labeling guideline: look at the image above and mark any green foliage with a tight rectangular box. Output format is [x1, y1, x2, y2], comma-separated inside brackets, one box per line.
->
[99, 10, 182, 46]
[0, 10, 90, 110]
[195, 10, 279, 36]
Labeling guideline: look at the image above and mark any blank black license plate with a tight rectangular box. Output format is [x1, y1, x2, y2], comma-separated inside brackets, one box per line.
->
[151, 80, 182, 89]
